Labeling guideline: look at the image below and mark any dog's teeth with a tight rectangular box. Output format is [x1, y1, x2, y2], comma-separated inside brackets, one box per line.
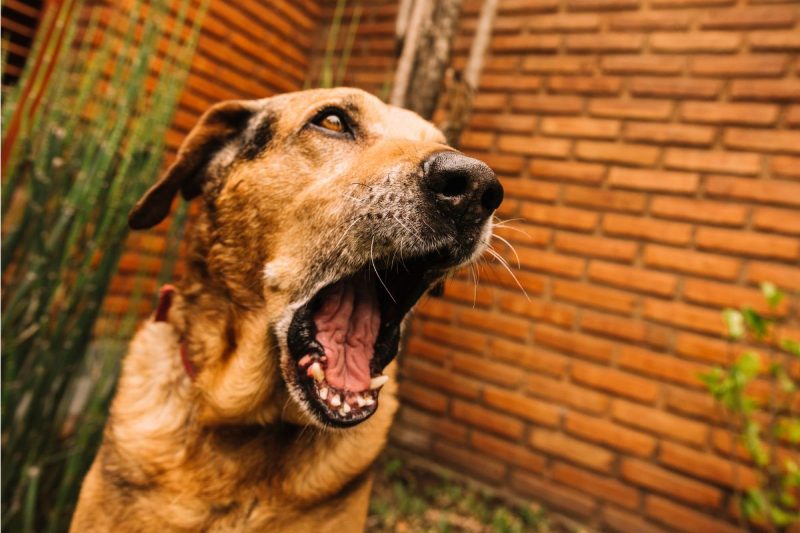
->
[364, 395, 375, 406]
[308, 362, 325, 382]
[356, 395, 366, 407]
[319, 387, 328, 400]
[298, 355, 312, 368]
[342, 402, 351, 414]
[369, 375, 389, 390]
[330, 394, 341, 407]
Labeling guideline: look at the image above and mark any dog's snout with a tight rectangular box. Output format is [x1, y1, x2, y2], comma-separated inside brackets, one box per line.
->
[423, 152, 503, 221]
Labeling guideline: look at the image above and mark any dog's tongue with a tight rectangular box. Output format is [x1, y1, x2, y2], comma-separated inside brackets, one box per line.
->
[313, 276, 380, 392]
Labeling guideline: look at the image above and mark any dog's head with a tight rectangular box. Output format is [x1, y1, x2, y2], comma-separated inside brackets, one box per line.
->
[130, 88, 502, 428]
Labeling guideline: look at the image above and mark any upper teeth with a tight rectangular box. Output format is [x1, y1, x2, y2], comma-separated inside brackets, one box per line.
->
[369, 375, 389, 390]
[308, 362, 325, 383]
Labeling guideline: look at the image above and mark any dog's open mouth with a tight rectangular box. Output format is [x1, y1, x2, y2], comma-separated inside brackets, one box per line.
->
[287, 248, 453, 427]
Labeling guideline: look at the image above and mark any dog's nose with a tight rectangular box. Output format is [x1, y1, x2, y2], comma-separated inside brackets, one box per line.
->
[423, 152, 503, 221]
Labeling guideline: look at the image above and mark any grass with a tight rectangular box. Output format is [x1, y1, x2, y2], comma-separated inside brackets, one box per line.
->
[368, 452, 586, 533]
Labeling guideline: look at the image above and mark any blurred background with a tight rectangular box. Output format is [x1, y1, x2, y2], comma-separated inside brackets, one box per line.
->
[2, 0, 798, 531]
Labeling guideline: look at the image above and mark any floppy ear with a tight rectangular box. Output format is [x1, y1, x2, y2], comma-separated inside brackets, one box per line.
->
[128, 100, 258, 230]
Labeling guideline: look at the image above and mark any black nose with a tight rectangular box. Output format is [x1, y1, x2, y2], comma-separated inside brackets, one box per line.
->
[423, 152, 503, 221]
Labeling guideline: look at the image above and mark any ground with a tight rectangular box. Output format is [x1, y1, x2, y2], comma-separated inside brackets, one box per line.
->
[367, 451, 587, 533]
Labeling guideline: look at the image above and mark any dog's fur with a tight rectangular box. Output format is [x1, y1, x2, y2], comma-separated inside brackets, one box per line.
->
[71, 88, 496, 531]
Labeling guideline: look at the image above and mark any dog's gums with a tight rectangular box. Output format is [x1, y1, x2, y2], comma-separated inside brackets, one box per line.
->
[287, 248, 455, 427]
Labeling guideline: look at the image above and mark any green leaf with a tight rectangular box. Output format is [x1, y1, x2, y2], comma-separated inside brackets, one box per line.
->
[742, 307, 768, 340]
[737, 351, 761, 380]
[760, 281, 784, 310]
[743, 420, 769, 466]
[776, 418, 800, 444]
[742, 488, 766, 519]
[723, 308, 745, 340]
[780, 338, 800, 359]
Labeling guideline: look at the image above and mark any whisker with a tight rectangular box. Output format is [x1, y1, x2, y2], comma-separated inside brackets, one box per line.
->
[334, 217, 361, 251]
[491, 233, 521, 269]
[371, 235, 396, 303]
[486, 247, 530, 301]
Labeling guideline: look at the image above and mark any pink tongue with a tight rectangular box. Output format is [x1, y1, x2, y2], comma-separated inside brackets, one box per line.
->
[313, 277, 380, 392]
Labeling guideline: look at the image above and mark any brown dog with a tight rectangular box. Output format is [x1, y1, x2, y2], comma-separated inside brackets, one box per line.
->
[71, 87, 502, 531]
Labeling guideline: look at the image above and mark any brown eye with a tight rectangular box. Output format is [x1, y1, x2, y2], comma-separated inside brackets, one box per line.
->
[319, 113, 344, 133]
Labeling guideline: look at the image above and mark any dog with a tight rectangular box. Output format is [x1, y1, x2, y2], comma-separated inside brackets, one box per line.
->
[71, 87, 502, 531]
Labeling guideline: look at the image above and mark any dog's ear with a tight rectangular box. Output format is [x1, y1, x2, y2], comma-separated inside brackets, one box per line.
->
[128, 100, 259, 230]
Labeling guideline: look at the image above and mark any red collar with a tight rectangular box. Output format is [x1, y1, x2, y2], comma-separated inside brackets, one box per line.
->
[154, 284, 196, 380]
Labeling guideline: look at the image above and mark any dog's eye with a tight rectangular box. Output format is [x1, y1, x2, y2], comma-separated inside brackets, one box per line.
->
[317, 113, 344, 133]
[310, 109, 352, 137]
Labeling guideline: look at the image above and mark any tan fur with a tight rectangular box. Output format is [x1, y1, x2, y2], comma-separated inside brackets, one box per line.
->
[72, 88, 487, 531]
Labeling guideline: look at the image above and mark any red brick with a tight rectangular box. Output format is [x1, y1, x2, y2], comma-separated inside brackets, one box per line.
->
[521, 203, 598, 231]
[665, 386, 720, 422]
[590, 98, 673, 120]
[534, 323, 615, 362]
[664, 148, 761, 175]
[511, 94, 583, 114]
[609, 11, 690, 31]
[490, 336, 567, 377]
[512, 471, 597, 518]
[706, 175, 800, 207]
[495, 222, 552, 249]
[491, 34, 560, 53]
[552, 463, 640, 509]
[475, 152, 526, 174]
[566, 33, 644, 52]
[406, 337, 450, 363]
[622, 459, 723, 508]
[391, 424, 431, 452]
[451, 400, 524, 439]
[660, 442, 760, 489]
[498, 0, 560, 14]
[625, 121, 716, 146]
[603, 506, 669, 533]
[618, 344, 710, 388]
[404, 359, 481, 402]
[681, 101, 780, 126]
[691, 54, 788, 77]
[699, 7, 796, 29]
[547, 76, 623, 95]
[696, 227, 800, 259]
[471, 432, 546, 474]
[576, 140, 660, 166]
[398, 381, 448, 413]
[643, 299, 726, 335]
[731, 79, 800, 101]
[460, 307, 530, 340]
[459, 131, 494, 151]
[602, 55, 684, 75]
[502, 178, 560, 202]
[644, 244, 741, 280]
[724, 128, 800, 154]
[566, 0, 639, 9]
[604, 213, 692, 245]
[528, 373, 611, 414]
[529, 429, 615, 472]
[484, 387, 561, 426]
[422, 322, 487, 354]
[787, 105, 800, 127]
[747, 261, 800, 291]
[442, 278, 494, 307]
[651, 0, 734, 7]
[565, 411, 657, 457]
[400, 408, 468, 443]
[588, 261, 678, 296]
[750, 31, 800, 51]
[473, 93, 507, 111]
[498, 135, 571, 158]
[452, 352, 522, 388]
[614, 398, 709, 445]
[554, 279, 638, 313]
[515, 247, 586, 278]
[581, 311, 670, 347]
[470, 113, 535, 133]
[646, 496, 739, 533]
[564, 185, 647, 212]
[675, 332, 733, 365]
[432, 440, 507, 483]
[522, 55, 597, 74]
[527, 13, 601, 31]
[651, 32, 741, 52]
[555, 232, 638, 261]
[609, 167, 699, 193]
[771, 155, 800, 179]
[530, 159, 606, 184]
[541, 116, 620, 138]
[572, 361, 660, 403]
[651, 196, 747, 226]
[683, 277, 790, 315]
[498, 292, 576, 328]
[630, 77, 721, 99]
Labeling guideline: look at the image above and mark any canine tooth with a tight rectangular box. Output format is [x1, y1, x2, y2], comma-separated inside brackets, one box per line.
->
[330, 394, 341, 407]
[308, 362, 325, 382]
[369, 375, 389, 390]
[319, 387, 328, 400]
[342, 402, 351, 414]
[356, 395, 366, 407]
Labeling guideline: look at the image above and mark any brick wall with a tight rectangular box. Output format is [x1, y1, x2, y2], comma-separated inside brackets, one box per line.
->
[347, 1, 799, 531]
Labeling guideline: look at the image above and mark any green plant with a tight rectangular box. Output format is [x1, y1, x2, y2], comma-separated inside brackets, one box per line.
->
[1, 0, 206, 530]
[699, 282, 800, 530]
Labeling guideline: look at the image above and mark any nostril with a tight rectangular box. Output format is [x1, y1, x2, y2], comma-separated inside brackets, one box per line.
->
[481, 181, 504, 213]
[440, 172, 469, 198]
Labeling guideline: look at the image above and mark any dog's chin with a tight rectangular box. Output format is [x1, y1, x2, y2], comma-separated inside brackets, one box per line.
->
[281, 239, 479, 429]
